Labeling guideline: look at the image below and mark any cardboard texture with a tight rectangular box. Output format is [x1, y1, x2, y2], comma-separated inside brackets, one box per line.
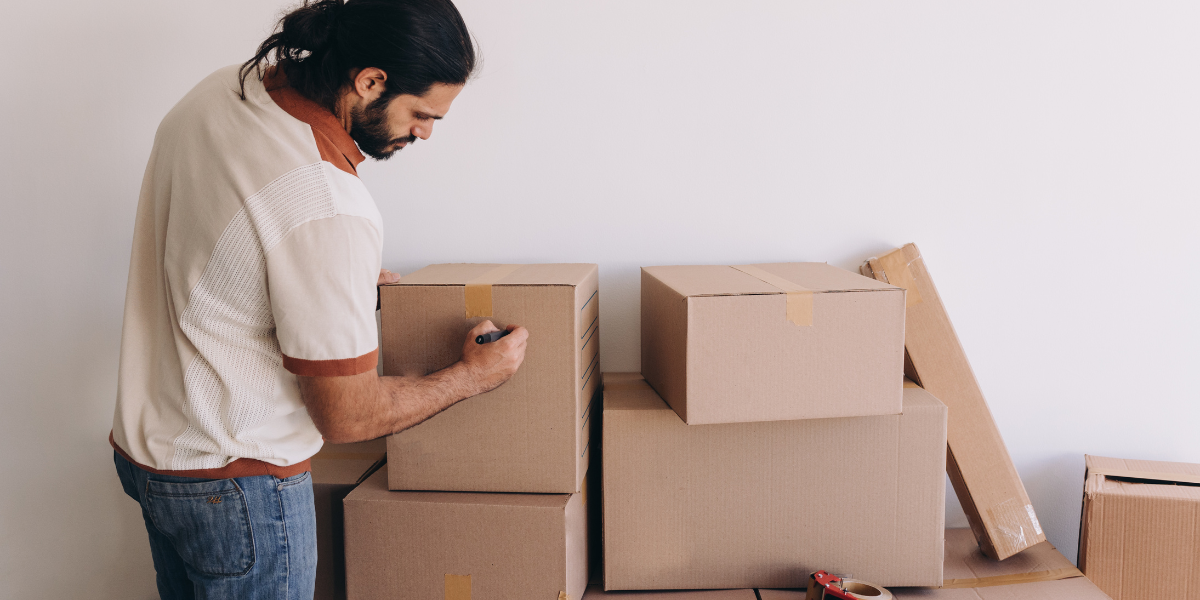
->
[381, 263, 599, 493]
[583, 586, 756, 599]
[640, 263, 905, 424]
[601, 373, 946, 590]
[343, 469, 588, 600]
[311, 439, 388, 600]
[761, 528, 1101, 600]
[1078, 454, 1200, 600]
[861, 245, 1044, 560]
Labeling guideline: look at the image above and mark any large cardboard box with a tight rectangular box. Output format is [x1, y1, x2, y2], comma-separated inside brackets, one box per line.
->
[312, 440, 388, 600]
[381, 263, 599, 493]
[602, 373, 946, 590]
[761, 528, 1106, 600]
[641, 264, 905, 424]
[861, 245, 1045, 560]
[343, 469, 589, 600]
[1079, 454, 1200, 600]
[583, 586, 756, 599]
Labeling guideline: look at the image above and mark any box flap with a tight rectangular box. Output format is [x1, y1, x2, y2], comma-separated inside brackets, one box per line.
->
[940, 528, 1081, 588]
[643, 263, 898, 298]
[392, 263, 596, 287]
[1086, 454, 1200, 487]
[311, 439, 387, 485]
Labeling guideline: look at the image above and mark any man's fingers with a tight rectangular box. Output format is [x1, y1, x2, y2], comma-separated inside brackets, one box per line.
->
[469, 320, 500, 336]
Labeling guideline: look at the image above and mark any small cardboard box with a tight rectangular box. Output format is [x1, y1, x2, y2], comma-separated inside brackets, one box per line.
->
[583, 586, 756, 599]
[640, 263, 905, 425]
[311, 440, 387, 600]
[602, 373, 946, 590]
[343, 469, 589, 600]
[861, 245, 1045, 560]
[381, 263, 599, 493]
[1079, 454, 1200, 600]
[761, 528, 1105, 600]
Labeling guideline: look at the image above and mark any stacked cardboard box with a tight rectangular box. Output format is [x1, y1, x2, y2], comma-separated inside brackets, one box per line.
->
[311, 440, 387, 600]
[346, 264, 598, 599]
[1078, 454, 1200, 600]
[603, 374, 946, 589]
[600, 262, 945, 590]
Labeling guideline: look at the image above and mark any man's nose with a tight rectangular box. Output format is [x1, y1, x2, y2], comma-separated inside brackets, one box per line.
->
[414, 123, 433, 140]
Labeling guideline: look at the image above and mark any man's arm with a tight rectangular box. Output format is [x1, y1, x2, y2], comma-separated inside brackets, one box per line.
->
[298, 320, 528, 443]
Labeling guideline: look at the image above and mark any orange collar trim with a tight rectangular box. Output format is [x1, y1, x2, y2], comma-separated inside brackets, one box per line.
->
[263, 67, 366, 177]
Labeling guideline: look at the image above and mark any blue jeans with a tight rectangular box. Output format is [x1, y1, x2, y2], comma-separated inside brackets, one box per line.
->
[115, 451, 317, 600]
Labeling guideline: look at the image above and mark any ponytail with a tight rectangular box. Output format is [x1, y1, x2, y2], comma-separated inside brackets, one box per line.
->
[239, 0, 476, 111]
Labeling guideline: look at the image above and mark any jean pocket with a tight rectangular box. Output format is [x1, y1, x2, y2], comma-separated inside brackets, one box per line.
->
[145, 478, 256, 577]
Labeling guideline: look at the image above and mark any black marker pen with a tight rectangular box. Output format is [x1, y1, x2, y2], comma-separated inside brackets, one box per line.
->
[475, 330, 511, 345]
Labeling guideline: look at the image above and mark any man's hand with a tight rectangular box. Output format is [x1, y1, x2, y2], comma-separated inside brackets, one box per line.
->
[460, 320, 529, 396]
[297, 319, 529, 443]
[378, 268, 401, 285]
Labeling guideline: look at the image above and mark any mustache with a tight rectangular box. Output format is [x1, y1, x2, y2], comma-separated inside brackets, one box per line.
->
[392, 135, 417, 147]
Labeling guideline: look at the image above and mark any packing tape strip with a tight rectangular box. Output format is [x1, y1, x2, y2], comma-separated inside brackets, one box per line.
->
[1091, 467, 1200, 486]
[464, 264, 524, 318]
[941, 567, 1083, 589]
[873, 249, 923, 308]
[445, 574, 471, 600]
[730, 265, 813, 326]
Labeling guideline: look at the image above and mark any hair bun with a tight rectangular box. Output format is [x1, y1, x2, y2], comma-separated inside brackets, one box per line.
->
[281, 0, 344, 54]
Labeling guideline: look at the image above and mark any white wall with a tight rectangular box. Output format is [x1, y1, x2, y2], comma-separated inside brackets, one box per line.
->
[2, 1, 1198, 597]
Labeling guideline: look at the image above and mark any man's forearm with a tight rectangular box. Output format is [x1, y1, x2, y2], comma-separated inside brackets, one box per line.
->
[299, 362, 485, 444]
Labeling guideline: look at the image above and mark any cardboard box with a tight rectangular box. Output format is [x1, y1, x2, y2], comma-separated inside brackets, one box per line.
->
[1079, 454, 1200, 600]
[861, 245, 1045, 560]
[583, 586, 756, 599]
[760, 528, 1105, 600]
[311, 440, 388, 600]
[640, 264, 905, 424]
[602, 373, 946, 590]
[343, 469, 588, 600]
[381, 263, 599, 493]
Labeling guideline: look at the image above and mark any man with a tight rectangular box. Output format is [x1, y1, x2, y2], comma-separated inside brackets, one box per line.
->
[110, 1, 527, 598]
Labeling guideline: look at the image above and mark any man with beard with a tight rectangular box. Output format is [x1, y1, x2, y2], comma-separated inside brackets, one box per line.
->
[109, 1, 527, 597]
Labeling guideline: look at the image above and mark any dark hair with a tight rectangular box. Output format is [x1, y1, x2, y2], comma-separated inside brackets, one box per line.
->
[240, 0, 477, 110]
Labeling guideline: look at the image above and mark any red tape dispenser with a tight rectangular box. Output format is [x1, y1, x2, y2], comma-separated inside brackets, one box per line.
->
[805, 570, 893, 600]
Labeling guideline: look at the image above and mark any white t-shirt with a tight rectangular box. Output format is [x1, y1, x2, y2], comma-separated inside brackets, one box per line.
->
[111, 65, 382, 478]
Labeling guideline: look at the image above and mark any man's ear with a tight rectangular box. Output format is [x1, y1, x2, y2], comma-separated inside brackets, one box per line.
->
[352, 67, 388, 101]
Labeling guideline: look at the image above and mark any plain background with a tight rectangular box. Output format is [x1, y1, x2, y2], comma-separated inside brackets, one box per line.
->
[2, 0, 1198, 597]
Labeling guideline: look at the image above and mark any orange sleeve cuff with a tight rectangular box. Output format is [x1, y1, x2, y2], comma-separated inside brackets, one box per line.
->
[283, 349, 378, 377]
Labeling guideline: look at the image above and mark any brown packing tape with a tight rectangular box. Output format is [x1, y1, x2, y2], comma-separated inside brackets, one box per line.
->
[1091, 467, 1200, 486]
[464, 264, 525, 318]
[559, 592, 569, 600]
[940, 567, 1083, 589]
[730, 265, 814, 326]
[445, 573, 471, 600]
[873, 249, 923, 307]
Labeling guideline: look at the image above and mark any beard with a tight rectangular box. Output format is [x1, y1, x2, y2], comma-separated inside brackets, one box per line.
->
[349, 96, 416, 161]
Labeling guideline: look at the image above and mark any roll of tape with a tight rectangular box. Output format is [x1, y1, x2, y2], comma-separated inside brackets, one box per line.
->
[837, 578, 892, 600]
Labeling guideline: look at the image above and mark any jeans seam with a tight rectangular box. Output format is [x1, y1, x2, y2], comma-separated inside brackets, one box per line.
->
[276, 480, 290, 599]
[277, 471, 310, 489]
